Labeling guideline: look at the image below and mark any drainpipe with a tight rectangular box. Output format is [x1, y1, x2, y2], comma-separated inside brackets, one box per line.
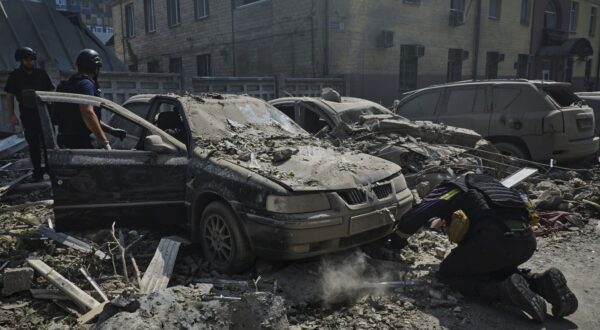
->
[528, 0, 537, 79]
[230, 0, 237, 75]
[471, 0, 482, 79]
[120, 1, 126, 64]
[596, 35, 600, 90]
[324, 0, 329, 76]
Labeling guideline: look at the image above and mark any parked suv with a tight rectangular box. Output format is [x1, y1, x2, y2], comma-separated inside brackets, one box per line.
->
[394, 80, 599, 162]
[32, 91, 413, 273]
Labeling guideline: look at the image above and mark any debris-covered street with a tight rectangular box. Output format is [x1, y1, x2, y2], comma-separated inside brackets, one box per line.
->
[2, 137, 600, 329]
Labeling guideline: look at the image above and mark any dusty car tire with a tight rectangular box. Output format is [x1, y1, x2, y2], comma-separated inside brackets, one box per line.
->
[494, 142, 529, 160]
[199, 201, 255, 274]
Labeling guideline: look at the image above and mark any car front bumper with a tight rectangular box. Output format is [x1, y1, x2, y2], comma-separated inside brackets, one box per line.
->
[241, 188, 414, 260]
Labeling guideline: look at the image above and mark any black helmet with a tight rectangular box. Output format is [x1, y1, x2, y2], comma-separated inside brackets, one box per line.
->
[14, 47, 37, 62]
[76, 49, 102, 72]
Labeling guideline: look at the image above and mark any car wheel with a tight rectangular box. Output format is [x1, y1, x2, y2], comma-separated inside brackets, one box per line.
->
[493, 142, 529, 160]
[200, 201, 255, 274]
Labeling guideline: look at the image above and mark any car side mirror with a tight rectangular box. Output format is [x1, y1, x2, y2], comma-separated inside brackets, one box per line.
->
[145, 135, 177, 154]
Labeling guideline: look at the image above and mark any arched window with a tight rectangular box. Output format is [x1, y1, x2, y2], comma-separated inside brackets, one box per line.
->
[544, 1, 558, 29]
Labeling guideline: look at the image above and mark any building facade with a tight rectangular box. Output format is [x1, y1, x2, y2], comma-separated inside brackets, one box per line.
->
[52, 0, 114, 43]
[111, 0, 600, 104]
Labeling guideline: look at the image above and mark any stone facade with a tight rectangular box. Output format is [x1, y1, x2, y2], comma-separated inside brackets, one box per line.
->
[112, 0, 600, 104]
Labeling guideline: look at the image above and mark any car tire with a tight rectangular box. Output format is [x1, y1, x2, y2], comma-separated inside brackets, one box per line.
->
[199, 201, 255, 274]
[493, 142, 530, 160]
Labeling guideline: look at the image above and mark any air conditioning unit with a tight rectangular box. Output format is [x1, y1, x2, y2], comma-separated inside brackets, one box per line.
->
[449, 9, 464, 26]
[416, 45, 425, 57]
[377, 30, 395, 48]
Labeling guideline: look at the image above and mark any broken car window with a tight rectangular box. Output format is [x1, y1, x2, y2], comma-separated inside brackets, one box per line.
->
[107, 111, 145, 150]
[542, 86, 581, 107]
[446, 88, 478, 115]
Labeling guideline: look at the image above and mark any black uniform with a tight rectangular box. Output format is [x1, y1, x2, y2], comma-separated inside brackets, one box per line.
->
[4, 66, 54, 178]
[54, 73, 102, 149]
[397, 174, 536, 298]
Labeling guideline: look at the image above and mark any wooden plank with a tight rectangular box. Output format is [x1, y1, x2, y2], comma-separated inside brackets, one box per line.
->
[79, 267, 109, 302]
[30, 288, 70, 301]
[26, 258, 101, 311]
[77, 301, 109, 324]
[36, 225, 109, 260]
[140, 238, 181, 294]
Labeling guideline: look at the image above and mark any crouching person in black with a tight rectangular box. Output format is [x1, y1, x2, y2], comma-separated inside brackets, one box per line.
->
[394, 174, 577, 322]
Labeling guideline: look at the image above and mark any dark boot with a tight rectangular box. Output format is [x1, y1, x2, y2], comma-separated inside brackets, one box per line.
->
[527, 268, 578, 318]
[499, 274, 547, 323]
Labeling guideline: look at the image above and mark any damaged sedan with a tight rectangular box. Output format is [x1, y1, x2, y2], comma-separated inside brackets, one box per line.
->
[32, 92, 414, 273]
[269, 93, 489, 187]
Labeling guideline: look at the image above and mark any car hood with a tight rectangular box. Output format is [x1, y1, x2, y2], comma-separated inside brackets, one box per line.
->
[219, 144, 401, 191]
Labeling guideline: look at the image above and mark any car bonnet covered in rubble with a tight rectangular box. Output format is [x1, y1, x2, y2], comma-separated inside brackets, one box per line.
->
[178, 95, 402, 191]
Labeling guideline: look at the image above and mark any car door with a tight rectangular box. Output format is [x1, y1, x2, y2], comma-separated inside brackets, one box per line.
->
[438, 86, 491, 136]
[36, 92, 188, 229]
[488, 84, 542, 138]
[396, 89, 442, 122]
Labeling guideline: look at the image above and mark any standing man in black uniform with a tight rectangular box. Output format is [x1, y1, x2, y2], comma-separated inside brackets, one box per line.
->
[395, 174, 578, 322]
[54, 49, 125, 149]
[4, 47, 54, 181]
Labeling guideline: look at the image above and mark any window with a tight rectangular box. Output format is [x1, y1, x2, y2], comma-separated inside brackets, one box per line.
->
[569, 2, 579, 32]
[542, 69, 550, 80]
[590, 6, 598, 37]
[298, 108, 329, 134]
[197, 54, 211, 76]
[492, 87, 521, 112]
[489, 0, 501, 19]
[169, 58, 183, 73]
[109, 103, 150, 150]
[167, 0, 181, 27]
[399, 45, 419, 91]
[544, 1, 557, 29]
[520, 0, 529, 25]
[147, 60, 160, 73]
[144, 0, 156, 33]
[129, 64, 138, 72]
[447, 49, 463, 82]
[81, 0, 90, 8]
[450, 0, 465, 23]
[275, 105, 295, 119]
[398, 91, 441, 118]
[125, 3, 135, 38]
[516, 54, 529, 78]
[236, 0, 262, 7]
[485, 51, 501, 79]
[446, 89, 478, 115]
[55, 0, 67, 6]
[195, 0, 209, 19]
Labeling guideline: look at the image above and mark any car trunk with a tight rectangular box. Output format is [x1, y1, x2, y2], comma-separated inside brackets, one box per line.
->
[541, 85, 596, 141]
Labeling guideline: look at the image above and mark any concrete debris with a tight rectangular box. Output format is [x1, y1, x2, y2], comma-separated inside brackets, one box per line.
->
[1, 267, 33, 296]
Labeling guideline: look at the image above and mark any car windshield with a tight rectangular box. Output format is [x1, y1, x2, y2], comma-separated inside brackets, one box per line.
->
[322, 99, 392, 124]
[542, 86, 582, 107]
[184, 96, 309, 140]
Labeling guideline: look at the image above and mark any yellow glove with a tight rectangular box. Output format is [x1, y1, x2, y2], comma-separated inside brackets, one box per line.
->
[447, 210, 469, 244]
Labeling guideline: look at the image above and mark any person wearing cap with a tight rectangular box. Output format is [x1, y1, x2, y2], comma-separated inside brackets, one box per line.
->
[4, 47, 55, 181]
[393, 173, 578, 323]
[53, 49, 125, 149]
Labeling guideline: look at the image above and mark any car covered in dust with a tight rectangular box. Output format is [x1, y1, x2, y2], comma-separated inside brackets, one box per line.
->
[269, 95, 486, 186]
[394, 80, 599, 162]
[33, 92, 413, 273]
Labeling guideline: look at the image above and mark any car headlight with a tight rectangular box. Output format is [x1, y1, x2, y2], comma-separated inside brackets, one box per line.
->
[391, 174, 407, 193]
[266, 193, 331, 214]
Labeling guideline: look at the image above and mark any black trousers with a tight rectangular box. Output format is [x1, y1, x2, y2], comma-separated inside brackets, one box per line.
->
[57, 134, 93, 149]
[438, 225, 537, 300]
[20, 112, 46, 177]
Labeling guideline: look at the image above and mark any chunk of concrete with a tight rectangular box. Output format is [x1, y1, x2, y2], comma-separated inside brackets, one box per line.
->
[2, 267, 34, 296]
[231, 292, 289, 330]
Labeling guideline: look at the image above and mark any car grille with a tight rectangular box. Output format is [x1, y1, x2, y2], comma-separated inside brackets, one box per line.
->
[373, 183, 393, 199]
[339, 189, 367, 205]
[338, 182, 394, 205]
[340, 224, 393, 248]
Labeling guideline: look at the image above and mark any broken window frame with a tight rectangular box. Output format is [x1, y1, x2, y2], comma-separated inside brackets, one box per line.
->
[450, 0, 465, 23]
[197, 54, 212, 76]
[544, 1, 557, 29]
[195, 0, 209, 20]
[399, 45, 419, 91]
[447, 48, 463, 82]
[144, 0, 156, 33]
[125, 3, 135, 38]
[488, 0, 501, 19]
[167, 0, 181, 27]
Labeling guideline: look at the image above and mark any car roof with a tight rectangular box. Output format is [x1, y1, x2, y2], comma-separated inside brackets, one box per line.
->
[271, 96, 390, 114]
[401, 79, 571, 98]
[122, 93, 265, 105]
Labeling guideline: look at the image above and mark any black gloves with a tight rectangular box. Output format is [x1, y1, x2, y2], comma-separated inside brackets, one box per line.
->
[111, 128, 127, 141]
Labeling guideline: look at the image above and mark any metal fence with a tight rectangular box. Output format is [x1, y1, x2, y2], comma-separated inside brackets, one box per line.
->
[0, 71, 346, 133]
